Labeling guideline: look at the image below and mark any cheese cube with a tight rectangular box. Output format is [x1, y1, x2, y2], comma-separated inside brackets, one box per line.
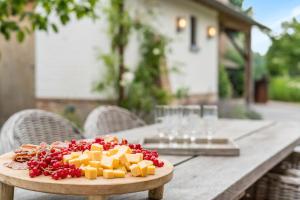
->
[63, 155, 72, 163]
[103, 169, 114, 179]
[113, 170, 125, 178]
[88, 151, 102, 161]
[139, 160, 153, 167]
[97, 167, 103, 176]
[83, 150, 90, 155]
[138, 161, 148, 177]
[107, 148, 119, 156]
[129, 164, 141, 177]
[69, 158, 81, 168]
[101, 156, 119, 169]
[117, 145, 132, 154]
[118, 154, 131, 170]
[125, 153, 142, 164]
[89, 161, 101, 168]
[79, 154, 90, 165]
[147, 166, 155, 175]
[71, 152, 82, 159]
[85, 167, 97, 179]
[91, 143, 103, 151]
[118, 166, 127, 173]
[79, 165, 87, 176]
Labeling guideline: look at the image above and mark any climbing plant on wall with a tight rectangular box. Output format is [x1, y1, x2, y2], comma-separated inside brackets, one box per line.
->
[94, 0, 171, 119]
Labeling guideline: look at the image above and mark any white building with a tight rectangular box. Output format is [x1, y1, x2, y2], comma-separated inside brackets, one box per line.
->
[0, 0, 267, 123]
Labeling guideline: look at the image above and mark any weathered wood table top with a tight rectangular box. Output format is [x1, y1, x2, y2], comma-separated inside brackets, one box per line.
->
[110, 119, 300, 200]
[1, 119, 300, 200]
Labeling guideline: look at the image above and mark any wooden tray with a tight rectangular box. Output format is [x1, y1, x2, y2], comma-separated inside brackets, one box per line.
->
[142, 136, 240, 156]
[0, 152, 174, 200]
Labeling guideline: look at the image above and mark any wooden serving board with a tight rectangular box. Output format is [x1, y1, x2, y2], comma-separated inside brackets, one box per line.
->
[142, 137, 240, 156]
[0, 152, 174, 200]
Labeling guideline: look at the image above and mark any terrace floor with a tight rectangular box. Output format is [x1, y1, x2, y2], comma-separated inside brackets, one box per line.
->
[252, 101, 300, 121]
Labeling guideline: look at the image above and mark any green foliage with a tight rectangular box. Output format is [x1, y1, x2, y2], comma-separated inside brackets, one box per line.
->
[94, 0, 131, 98]
[267, 18, 300, 76]
[94, 1, 172, 118]
[0, 0, 98, 42]
[224, 48, 244, 97]
[229, 0, 244, 8]
[219, 101, 262, 120]
[253, 52, 268, 81]
[219, 65, 232, 99]
[269, 77, 300, 102]
[121, 25, 171, 117]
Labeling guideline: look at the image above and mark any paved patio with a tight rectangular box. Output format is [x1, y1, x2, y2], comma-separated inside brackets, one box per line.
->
[252, 101, 300, 121]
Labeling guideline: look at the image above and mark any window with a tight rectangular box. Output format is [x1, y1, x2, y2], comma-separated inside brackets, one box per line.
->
[190, 16, 199, 52]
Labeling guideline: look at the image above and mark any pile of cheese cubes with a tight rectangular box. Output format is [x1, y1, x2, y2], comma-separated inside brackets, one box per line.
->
[63, 143, 156, 179]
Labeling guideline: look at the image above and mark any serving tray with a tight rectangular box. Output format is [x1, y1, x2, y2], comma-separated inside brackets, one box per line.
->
[0, 152, 173, 200]
[142, 136, 240, 156]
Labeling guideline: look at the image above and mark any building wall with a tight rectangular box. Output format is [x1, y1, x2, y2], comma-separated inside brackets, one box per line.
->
[0, 33, 35, 124]
[36, 0, 219, 100]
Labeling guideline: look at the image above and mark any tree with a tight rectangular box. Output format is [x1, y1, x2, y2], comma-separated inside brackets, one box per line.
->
[229, 0, 244, 8]
[0, 0, 98, 42]
[267, 18, 300, 76]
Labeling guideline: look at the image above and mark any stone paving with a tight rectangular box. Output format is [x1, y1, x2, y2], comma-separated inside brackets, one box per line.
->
[251, 101, 300, 121]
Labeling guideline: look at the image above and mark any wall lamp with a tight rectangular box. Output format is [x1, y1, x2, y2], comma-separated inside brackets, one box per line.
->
[176, 17, 187, 32]
[207, 26, 217, 38]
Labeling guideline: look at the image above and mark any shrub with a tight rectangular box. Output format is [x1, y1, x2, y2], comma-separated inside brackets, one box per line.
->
[269, 77, 300, 102]
[219, 65, 233, 99]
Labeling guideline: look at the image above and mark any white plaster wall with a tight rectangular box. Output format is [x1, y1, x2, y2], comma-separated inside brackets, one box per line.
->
[36, 0, 219, 100]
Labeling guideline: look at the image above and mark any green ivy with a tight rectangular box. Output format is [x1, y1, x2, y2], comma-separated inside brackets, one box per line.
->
[121, 24, 171, 118]
[94, 1, 171, 119]
[0, 0, 98, 42]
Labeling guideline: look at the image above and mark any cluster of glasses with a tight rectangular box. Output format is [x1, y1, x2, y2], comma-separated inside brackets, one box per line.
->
[154, 105, 218, 145]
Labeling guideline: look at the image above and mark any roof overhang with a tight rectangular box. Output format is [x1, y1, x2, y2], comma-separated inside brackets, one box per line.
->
[192, 0, 270, 32]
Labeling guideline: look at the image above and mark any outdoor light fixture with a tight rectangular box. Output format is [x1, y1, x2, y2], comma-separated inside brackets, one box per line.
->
[207, 26, 217, 38]
[176, 17, 187, 32]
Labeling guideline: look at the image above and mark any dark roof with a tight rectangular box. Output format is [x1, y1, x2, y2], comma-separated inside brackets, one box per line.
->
[192, 0, 270, 31]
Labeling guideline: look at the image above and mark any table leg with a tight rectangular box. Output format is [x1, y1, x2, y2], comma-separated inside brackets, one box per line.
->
[0, 182, 14, 200]
[88, 195, 108, 200]
[148, 185, 164, 200]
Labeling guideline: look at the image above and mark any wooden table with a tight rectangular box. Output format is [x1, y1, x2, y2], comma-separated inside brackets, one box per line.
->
[1, 119, 300, 200]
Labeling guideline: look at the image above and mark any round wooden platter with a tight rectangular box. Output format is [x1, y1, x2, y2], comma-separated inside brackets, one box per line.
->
[0, 152, 173, 200]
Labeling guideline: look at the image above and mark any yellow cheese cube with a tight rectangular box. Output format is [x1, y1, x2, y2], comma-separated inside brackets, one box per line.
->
[102, 151, 109, 156]
[79, 165, 87, 176]
[103, 169, 114, 179]
[79, 154, 90, 165]
[138, 161, 148, 177]
[88, 151, 102, 161]
[101, 156, 119, 169]
[63, 155, 72, 163]
[117, 145, 132, 154]
[83, 150, 90, 155]
[125, 153, 142, 164]
[69, 158, 81, 168]
[107, 148, 119, 156]
[113, 170, 125, 178]
[97, 167, 103, 176]
[129, 164, 141, 177]
[117, 166, 127, 173]
[147, 165, 155, 175]
[118, 154, 131, 170]
[138, 160, 153, 167]
[85, 167, 97, 179]
[91, 143, 103, 151]
[71, 152, 82, 159]
[89, 161, 101, 168]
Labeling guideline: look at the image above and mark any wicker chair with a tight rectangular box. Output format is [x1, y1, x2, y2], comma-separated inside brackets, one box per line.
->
[252, 152, 300, 200]
[0, 109, 82, 154]
[83, 105, 146, 138]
